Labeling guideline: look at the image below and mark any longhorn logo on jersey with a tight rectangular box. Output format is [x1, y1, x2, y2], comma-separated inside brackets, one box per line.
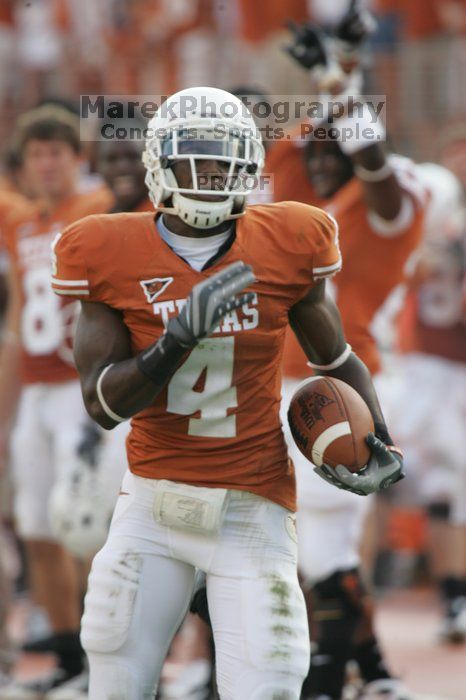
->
[140, 276, 174, 303]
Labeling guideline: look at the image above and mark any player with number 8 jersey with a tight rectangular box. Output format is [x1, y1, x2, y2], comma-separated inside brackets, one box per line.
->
[53, 200, 340, 511]
[3, 191, 110, 383]
[0, 105, 113, 699]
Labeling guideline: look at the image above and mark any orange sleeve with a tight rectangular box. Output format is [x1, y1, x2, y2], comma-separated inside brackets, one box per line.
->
[0, 223, 13, 258]
[283, 203, 341, 282]
[309, 208, 342, 281]
[51, 219, 92, 300]
[265, 202, 342, 306]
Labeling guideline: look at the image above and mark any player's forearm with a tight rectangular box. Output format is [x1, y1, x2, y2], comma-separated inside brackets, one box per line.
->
[350, 145, 403, 221]
[0, 331, 22, 465]
[81, 332, 189, 429]
[321, 352, 393, 444]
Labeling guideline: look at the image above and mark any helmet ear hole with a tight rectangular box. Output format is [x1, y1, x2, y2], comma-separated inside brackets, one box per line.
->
[232, 195, 247, 215]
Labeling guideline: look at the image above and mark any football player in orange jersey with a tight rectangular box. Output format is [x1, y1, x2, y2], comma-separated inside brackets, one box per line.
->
[49, 124, 214, 699]
[0, 106, 111, 699]
[0, 188, 32, 691]
[391, 161, 466, 644]
[52, 87, 404, 700]
[46, 119, 154, 563]
[276, 14, 426, 700]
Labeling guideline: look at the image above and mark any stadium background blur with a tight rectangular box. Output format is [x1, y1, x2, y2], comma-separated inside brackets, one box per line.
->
[0, 0, 465, 160]
[0, 1, 465, 699]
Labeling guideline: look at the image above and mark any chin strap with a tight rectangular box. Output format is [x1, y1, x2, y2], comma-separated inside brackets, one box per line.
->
[172, 191, 236, 229]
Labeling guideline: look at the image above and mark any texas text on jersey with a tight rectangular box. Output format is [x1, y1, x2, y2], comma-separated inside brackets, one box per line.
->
[52, 200, 341, 511]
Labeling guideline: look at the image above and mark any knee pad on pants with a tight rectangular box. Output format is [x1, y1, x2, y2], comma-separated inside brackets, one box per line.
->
[81, 549, 142, 654]
[249, 679, 300, 699]
[213, 573, 310, 700]
[245, 575, 310, 678]
[85, 657, 156, 700]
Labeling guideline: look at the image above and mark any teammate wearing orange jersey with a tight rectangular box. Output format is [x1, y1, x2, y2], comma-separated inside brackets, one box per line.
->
[0, 106, 111, 699]
[392, 162, 466, 644]
[0, 188, 31, 691]
[52, 87, 404, 700]
[0, 189, 30, 342]
[46, 122, 155, 563]
[273, 15, 426, 700]
[277, 145, 423, 700]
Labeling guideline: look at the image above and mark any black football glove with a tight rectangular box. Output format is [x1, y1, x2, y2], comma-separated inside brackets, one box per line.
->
[167, 261, 255, 348]
[334, 0, 377, 47]
[313, 432, 405, 496]
[284, 21, 329, 71]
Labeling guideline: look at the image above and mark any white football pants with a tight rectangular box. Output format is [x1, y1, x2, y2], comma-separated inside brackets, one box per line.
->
[81, 470, 310, 700]
[11, 380, 87, 539]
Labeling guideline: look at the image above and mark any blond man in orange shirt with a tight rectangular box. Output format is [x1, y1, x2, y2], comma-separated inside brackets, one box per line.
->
[0, 106, 110, 699]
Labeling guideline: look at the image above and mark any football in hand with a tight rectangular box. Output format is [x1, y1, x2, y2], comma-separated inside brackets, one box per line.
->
[287, 376, 374, 472]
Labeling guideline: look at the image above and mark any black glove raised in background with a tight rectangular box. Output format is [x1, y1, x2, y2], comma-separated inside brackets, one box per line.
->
[284, 20, 329, 71]
[335, 0, 377, 48]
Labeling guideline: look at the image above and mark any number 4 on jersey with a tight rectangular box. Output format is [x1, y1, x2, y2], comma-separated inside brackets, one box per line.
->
[166, 337, 237, 438]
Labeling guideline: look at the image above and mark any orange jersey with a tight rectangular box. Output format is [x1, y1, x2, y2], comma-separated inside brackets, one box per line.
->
[3, 190, 110, 384]
[266, 136, 321, 208]
[276, 150, 426, 376]
[0, 189, 29, 222]
[109, 196, 154, 214]
[52, 202, 341, 511]
[237, 0, 308, 43]
[0, 0, 13, 25]
[0, 190, 30, 289]
[398, 237, 466, 364]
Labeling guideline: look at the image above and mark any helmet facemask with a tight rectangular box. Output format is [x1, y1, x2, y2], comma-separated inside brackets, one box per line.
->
[143, 118, 264, 229]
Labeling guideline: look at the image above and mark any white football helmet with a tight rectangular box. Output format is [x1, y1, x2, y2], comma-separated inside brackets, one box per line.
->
[48, 457, 120, 559]
[143, 86, 265, 229]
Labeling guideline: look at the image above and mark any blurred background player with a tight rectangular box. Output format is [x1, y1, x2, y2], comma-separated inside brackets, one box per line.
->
[0, 105, 110, 699]
[0, 186, 32, 691]
[389, 160, 466, 644]
[47, 117, 213, 700]
[45, 116, 154, 565]
[269, 9, 426, 699]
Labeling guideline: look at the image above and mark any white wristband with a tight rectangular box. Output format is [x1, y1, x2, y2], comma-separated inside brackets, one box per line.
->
[337, 104, 386, 155]
[354, 162, 393, 182]
[307, 343, 352, 371]
[96, 364, 127, 423]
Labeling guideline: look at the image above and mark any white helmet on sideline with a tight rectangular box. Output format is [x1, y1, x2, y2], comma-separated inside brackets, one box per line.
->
[143, 86, 265, 229]
[48, 457, 120, 558]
